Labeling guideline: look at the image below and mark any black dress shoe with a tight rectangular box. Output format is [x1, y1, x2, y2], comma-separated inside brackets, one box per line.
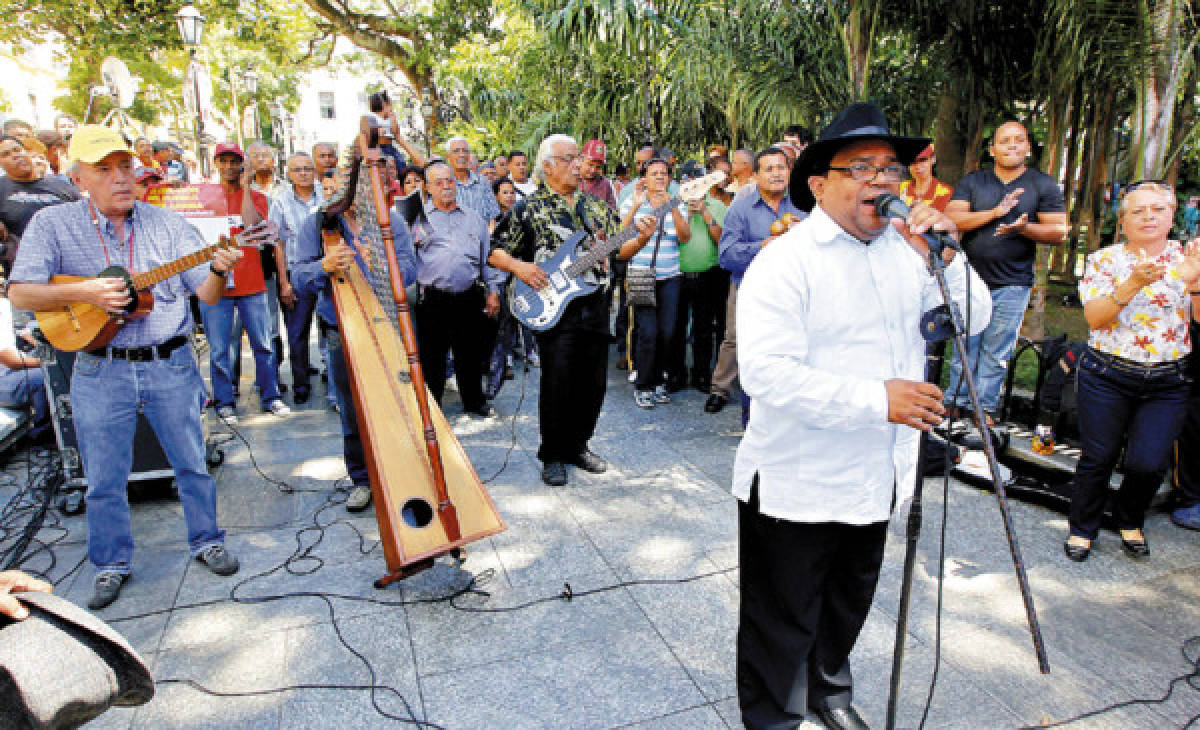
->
[571, 449, 607, 474]
[704, 393, 728, 413]
[541, 461, 568, 486]
[813, 705, 870, 730]
[1063, 540, 1091, 562]
[293, 389, 311, 405]
[1121, 536, 1151, 558]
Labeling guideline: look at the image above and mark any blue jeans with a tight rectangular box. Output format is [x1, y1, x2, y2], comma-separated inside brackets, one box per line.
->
[945, 285, 1030, 413]
[0, 367, 48, 434]
[633, 275, 682, 390]
[200, 291, 281, 409]
[285, 289, 318, 396]
[323, 323, 368, 487]
[1068, 348, 1191, 539]
[72, 346, 223, 573]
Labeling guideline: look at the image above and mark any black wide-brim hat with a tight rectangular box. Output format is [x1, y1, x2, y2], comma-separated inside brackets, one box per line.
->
[789, 102, 931, 213]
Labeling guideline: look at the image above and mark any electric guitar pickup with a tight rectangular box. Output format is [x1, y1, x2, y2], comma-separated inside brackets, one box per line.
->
[508, 171, 725, 331]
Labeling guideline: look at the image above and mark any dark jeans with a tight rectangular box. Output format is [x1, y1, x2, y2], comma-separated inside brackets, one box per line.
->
[535, 327, 608, 464]
[415, 287, 496, 412]
[633, 275, 682, 390]
[738, 480, 887, 728]
[1069, 347, 1191, 539]
[323, 323, 367, 487]
[1172, 386, 1200, 508]
[671, 268, 729, 385]
[613, 262, 630, 357]
[285, 289, 318, 396]
[487, 307, 538, 397]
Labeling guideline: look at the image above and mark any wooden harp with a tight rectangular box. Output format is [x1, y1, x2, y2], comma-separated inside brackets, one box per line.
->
[319, 116, 505, 588]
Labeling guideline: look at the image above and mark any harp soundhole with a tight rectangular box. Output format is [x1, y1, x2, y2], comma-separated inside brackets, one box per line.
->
[401, 497, 434, 528]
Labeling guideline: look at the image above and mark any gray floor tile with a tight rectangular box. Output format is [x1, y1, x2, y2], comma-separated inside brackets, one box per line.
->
[421, 628, 705, 729]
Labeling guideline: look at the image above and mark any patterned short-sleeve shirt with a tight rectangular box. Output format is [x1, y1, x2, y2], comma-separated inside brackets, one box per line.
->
[491, 184, 621, 333]
[1079, 241, 1192, 363]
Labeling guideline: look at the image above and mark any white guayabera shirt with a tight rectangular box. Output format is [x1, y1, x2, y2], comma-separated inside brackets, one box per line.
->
[732, 205, 992, 524]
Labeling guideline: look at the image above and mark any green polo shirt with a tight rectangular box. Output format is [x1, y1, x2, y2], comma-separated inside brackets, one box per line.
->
[679, 195, 728, 273]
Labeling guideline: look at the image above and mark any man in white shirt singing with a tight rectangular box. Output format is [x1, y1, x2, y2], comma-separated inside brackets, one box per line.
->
[732, 103, 991, 730]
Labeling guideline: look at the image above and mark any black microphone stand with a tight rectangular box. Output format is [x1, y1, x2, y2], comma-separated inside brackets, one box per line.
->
[884, 241, 1050, 730]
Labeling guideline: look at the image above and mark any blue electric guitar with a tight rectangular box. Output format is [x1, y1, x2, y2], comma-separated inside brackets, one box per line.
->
[508, 171, 725, 331]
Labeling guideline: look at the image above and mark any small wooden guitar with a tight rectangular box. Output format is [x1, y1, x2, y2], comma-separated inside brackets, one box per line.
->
[35, 221, 278, 352]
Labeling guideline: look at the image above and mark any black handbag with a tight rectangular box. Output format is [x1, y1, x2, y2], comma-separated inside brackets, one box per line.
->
[626, 216, 664, 307]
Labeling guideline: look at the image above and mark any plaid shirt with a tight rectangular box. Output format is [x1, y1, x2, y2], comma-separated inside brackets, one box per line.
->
[11, 200, 209, 347]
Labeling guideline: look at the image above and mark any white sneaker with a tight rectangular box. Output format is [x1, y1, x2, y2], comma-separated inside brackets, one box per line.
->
[634, 390, 655, 409]
[216, 406, 238, 425]
[627, 369, 637, 384]
[266, 399, 292, 416]
[653, 385, 671, 404]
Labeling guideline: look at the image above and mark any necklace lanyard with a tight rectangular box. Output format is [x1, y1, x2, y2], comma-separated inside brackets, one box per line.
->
[89, 200, 135, 270]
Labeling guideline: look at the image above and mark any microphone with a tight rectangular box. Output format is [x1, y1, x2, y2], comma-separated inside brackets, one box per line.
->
[873, 193, 962, 254]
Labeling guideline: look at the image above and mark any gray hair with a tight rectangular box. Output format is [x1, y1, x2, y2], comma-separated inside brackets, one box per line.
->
[445, 136, 470, 151]
[533, 133, 577, 185]
[247, 140, 274, 155]
[286, 151, 313, 165]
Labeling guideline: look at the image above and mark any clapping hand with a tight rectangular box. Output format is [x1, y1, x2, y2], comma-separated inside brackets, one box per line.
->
[993, 188, 1025, 220]
[1129, 249, 1167, 289]
[996, 213, 1029, 237]
[1177, 240, 1200, 287]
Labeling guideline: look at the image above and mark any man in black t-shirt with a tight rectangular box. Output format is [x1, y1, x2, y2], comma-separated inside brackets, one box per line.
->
[0, 134, 80, 269]
[944, 121, 1068, 421]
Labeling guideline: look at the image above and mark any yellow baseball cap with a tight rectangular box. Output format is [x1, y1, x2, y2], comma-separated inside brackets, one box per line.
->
[67, 125, 133, 165]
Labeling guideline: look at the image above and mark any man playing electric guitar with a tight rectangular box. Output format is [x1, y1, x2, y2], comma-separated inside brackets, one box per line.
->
[489, 134, 657, 487]
[8, 126, 244, 610]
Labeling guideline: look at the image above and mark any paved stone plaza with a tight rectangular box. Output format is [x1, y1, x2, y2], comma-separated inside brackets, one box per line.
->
[6, 351, 1200, 729]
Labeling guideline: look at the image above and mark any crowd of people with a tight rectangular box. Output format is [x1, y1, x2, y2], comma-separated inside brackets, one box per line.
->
[2, 92, 1200, 730]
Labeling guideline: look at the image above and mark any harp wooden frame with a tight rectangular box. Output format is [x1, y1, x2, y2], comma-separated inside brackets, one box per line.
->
[324, 117, 505, 587]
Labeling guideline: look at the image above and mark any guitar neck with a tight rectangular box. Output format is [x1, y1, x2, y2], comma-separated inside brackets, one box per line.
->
[567, 197, 679, 277]
[130, 236, 244, 290]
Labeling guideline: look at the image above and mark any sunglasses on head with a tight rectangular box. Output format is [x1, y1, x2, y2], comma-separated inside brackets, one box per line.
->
[1124, 179, 1173, 194]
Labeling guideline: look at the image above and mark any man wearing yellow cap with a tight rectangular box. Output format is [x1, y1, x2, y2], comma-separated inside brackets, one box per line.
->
[7, 126, 245, 610]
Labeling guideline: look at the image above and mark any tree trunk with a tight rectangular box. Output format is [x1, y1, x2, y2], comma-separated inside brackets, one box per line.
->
[1026, 90, 1073, 339]
[1133, 0, 1196, 178]
[1086, 88, 1118, 257]
[933, 85, 967, 185]
[843, 0, 876, 100]
[1054, 82, 1087, 278]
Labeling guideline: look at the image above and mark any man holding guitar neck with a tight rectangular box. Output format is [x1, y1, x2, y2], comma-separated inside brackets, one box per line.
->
[8, 126, 244, 610]
[489, 134, 658, 487]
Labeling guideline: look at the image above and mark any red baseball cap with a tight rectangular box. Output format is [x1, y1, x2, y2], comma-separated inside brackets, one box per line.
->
[213, 142, 244, 160]
[135, 167, 164, 184]
[582, 139, 607, 162]
[914, 143, 935, 161]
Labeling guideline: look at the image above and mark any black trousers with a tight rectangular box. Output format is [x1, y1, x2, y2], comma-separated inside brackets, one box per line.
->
[415, 286, 494, 412]
[1174, 389, 1200, 508]
[738, 480, 888, 729]
[669, 267, 730, 385]
[534, 326, 608, 463]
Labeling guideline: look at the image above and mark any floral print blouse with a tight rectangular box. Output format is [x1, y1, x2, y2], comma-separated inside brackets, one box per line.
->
[1079, 240, 1192, 364]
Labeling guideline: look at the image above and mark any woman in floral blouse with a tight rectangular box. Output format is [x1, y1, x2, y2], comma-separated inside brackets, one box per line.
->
[1066, 182, 1200, 562]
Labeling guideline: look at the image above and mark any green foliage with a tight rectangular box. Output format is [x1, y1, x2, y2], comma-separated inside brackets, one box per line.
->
[0, 0, 321, 138]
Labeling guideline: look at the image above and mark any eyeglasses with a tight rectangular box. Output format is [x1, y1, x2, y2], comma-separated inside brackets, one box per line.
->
[827, 163, 909, 183]
[290, 166, 315, 172]
[549, 154, 583, 165]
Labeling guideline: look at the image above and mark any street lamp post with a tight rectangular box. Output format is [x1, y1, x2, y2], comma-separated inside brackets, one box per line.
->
[420, 86, 434, 156]
[243, 65, 260, 143]
[175, 2, 208, 178]
[175, 3, 207, 177]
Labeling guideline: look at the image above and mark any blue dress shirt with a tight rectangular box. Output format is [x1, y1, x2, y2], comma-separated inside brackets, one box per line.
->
[291, 211, 417, 327]
[717, 187, 804, 285]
